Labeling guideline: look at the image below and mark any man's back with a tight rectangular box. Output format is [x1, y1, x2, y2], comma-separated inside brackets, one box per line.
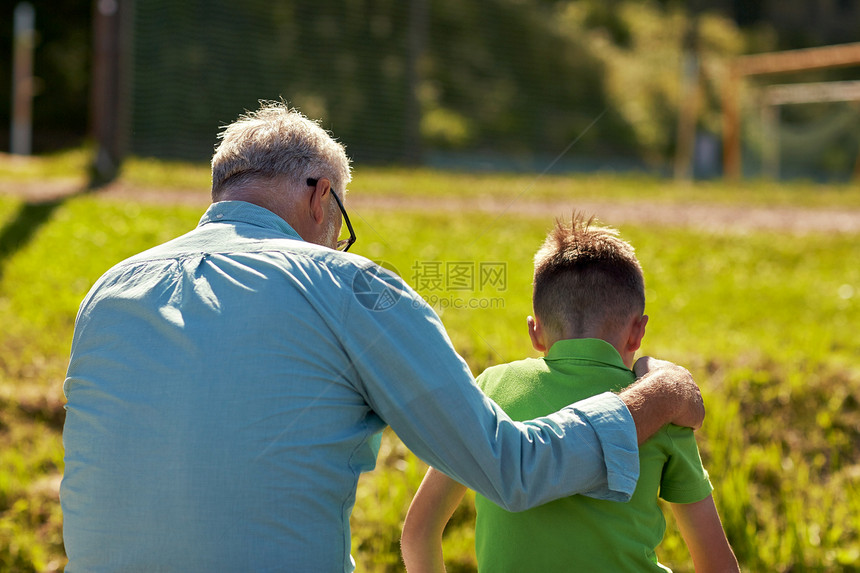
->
[474, 338, 712, 572]
[62, 202, 387, 571]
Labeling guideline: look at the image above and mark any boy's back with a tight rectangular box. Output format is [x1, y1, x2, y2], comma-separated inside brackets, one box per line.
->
[401, 214, 738, 573]
[474, 338, 712, 572]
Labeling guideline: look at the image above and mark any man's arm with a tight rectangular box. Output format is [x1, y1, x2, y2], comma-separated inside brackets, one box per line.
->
[621, 357, 705, 444]
[342, 272, 704, 509]
[671, 495, 740, 573]
[343, 277, 640, 510]
[401, 468, 468, 573]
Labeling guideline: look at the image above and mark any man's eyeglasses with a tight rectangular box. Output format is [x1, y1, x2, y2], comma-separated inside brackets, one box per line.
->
[307, 178, 356, 252]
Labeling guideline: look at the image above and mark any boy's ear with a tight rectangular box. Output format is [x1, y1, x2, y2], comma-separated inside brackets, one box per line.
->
[626, 314, 648, 353]
[527, 315, 547, 353]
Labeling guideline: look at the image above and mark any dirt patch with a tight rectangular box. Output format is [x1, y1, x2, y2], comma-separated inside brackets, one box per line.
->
[2, 180, 860, 235]
[348, 194, 860, 235]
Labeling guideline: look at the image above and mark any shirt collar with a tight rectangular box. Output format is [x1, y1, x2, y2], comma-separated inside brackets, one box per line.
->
[544, 338, 630, 371]
[198, 201, 304, 241]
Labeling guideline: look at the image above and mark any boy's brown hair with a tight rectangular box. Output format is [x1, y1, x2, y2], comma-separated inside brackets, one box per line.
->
[532, 213, 645, 339]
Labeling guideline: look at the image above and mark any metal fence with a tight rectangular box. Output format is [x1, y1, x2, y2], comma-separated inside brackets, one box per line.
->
[121, 0, 621, 168]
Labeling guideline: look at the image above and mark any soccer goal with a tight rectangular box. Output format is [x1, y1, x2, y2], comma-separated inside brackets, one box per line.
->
[722, 42, 860, 181]
[759, 80, 860, 180]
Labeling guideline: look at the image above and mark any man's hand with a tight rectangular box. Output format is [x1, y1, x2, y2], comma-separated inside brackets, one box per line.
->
[633, 356, 704, 430]
[620, 356, 705, 444]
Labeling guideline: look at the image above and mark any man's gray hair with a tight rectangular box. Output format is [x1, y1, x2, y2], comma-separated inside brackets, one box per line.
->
[211, 101, 352, 200]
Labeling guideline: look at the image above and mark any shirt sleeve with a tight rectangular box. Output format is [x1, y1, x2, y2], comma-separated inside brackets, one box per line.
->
[658, 424, 713, 504]
[339, 266, 639, 511]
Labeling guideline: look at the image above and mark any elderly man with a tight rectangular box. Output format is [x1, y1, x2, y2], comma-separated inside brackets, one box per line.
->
[61, 101, 703, 572]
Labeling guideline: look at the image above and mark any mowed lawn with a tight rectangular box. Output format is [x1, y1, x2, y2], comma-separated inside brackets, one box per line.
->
[0, 155, 858, 571]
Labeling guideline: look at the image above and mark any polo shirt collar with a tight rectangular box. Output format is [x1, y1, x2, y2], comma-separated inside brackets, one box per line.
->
[545, 338, 630, 371]
[198, 201, 304, 241]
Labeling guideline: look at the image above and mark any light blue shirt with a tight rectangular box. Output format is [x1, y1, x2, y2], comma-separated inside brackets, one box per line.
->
[62, 201, 639, 572]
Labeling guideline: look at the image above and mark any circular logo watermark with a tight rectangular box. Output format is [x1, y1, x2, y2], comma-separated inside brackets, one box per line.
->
[352, 260, 406, 311]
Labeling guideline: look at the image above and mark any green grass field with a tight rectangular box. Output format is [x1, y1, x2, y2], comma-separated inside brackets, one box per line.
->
[0, 153, 858, 571]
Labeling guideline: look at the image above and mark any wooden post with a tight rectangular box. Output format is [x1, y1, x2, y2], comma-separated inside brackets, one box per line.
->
[91, 0, 123, 184]
[722, 65, 741, 180]
[11, 2, 35, 156]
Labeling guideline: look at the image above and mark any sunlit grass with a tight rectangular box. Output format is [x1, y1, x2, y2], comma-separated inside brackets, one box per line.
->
[0, 149, 90, 184]
[119, 156, 212, 190]
[0, 169, 857, 571]
[348, 166, 860, 208]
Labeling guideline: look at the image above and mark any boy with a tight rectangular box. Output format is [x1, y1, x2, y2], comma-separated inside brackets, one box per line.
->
[401, 214, 739, 572]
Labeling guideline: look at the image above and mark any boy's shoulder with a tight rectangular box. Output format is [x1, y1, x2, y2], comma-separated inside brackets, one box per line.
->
[478, 356, 548, 383]
[475, 357, 550, 409]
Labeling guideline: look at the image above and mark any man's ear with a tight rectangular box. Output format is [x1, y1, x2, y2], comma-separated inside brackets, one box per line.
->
[527, 315, 547, 353]
[626, 314, 648, 354]
[308, 178, 330, 224]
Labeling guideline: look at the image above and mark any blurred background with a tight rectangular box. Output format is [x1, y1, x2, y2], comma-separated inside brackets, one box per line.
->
[2, 0, 860, 182]
[2, 3, 860, 572]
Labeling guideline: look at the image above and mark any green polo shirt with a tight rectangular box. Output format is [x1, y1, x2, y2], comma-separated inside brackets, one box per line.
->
[474, 338, 713, 572]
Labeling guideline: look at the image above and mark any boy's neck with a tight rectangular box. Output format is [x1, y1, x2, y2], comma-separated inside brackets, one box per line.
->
[531, 313, 646, 370]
